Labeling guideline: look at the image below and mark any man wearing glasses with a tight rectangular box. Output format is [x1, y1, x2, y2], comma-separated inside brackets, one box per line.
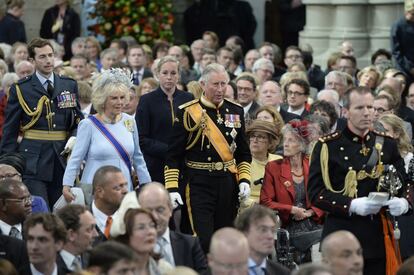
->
[0, 179, 32, 240]
[285, 78, 310, 119]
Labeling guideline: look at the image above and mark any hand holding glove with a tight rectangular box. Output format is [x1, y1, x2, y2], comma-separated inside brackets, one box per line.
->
[62, 136, 76, 155]
[349, 197, 383, 216]
[238, 182, 251, 200]
[385, 197, 409, 216]
[169, 192, 183, 209]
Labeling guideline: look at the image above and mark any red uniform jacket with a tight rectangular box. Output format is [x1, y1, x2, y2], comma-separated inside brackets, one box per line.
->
[260, 156, 324, 226]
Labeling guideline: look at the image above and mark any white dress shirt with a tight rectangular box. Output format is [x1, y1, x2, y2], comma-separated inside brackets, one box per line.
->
[92, 200, 110, 234]
[0, 219, 21, 238]
[287, 105, 305, 116]
[30, 263, 58, 275]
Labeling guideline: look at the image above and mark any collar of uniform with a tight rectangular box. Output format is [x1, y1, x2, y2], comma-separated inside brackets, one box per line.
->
[343, 126, 372, 143]
[200, 95, 223, 109]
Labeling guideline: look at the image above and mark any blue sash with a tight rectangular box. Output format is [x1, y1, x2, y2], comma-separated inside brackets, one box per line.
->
[89, 116, 132, 175]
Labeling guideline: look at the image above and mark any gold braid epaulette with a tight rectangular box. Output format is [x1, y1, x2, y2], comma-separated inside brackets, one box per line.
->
[15, 84, 53, 131]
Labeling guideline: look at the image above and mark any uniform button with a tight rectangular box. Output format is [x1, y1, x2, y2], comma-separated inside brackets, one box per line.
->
[24, 149, 28, 152]
[206, 145, 210, 149]
[53, 124, 56, 128]
[33, 107, 37, 110]
[51, 100, 54, 103]
[344, 156, 348, 160]
[332, 201, 336, 205]
[340, 147, 344, 151]
[226, 132, 229, 136]
[226, 108, 229, 112]
[319, 196, 323, 199]
[344, 205, 347, 208]
[207, 157, 211, 161]
[380, 152, 384, 156]
[349, 167, 353, 170]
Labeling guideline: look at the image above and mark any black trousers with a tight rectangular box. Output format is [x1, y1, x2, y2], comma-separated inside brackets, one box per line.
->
[185, 172, 238, 253]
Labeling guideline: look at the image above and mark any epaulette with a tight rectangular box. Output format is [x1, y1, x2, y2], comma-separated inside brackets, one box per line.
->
[224, 98, 242, 108]
[318, 131, 341, 143]
[16, 75, 32, 84]
[179, 98, 199, 109]
[373, 129, 393, 138]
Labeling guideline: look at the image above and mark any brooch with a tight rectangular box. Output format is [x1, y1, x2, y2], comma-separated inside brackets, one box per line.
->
[283, 181, 292, 188]
[124, 119, 134, 132]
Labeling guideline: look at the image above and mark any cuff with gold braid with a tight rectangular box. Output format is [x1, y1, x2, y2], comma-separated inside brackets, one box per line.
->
[237, 161, 251, 184]
[164, 166, 179, 192]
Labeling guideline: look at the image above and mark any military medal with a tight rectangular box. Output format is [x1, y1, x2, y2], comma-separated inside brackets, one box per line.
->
[360, 144, 370, 156]
[224, 114, 241, 128]
[57, 91, 77, 108]
[230, 141, 237, 153]
[230, 128, 237, 139]
[216, 111, 224, 124]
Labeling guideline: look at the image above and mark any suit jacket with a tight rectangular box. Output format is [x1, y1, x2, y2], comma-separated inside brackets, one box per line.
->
[247, 101, 260, 121]
[265, 259, 290, 275]
[0, 73, 83, 182]
[142, 68, 153, 80]
[0, 12, 26, 45]
[0, 235, 29, 275]
[40, 5, 81, 60]
[279, 108, 301, 123]
[260, 157, 324, 226]
[170, 231, 207, 273]
[56, 253, 72, 274]
[136, 88, 193, 183]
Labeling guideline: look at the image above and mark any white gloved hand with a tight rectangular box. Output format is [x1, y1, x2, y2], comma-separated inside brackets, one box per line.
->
[63, 136, 76, 154]
[238, 182, 251, 200]
[385, 197, 409, 216]
[349, 197, 383, 216]
[169, 192, 183, 209]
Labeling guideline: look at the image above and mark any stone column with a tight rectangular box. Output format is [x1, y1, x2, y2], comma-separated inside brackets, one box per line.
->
[245, 0, 267, 48]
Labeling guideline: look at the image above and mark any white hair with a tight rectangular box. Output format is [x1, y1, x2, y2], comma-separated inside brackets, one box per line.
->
[2, 73, 18, 90]
[199, 63, 229, 84]
[252, 58, 274, 74]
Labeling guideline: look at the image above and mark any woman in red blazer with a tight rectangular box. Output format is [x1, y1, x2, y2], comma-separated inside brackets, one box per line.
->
[260, 120, 324, 261]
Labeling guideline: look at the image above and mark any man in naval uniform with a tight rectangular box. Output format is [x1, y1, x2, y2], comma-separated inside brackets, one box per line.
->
[164, 63, 252, 253]
[0, 38, 83, 209]
[308, 86, 413, 275]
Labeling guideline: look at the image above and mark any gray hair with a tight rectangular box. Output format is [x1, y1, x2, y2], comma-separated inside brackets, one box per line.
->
[324, 71, 347, 87]
[100, 48, 118, 60]
[317, 89, 340, 102]
[1, 73, 18, 90]
[156, 55, 180, 75]
[252, 58, 274, 74]
[91, 68, 132, 114]
[0, 59, 8, 74]
[199, 63, 229, 84]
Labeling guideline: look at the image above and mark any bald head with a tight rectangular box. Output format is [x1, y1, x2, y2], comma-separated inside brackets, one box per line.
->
[321, 231, 363, 275]
[209, 228, 249, 275]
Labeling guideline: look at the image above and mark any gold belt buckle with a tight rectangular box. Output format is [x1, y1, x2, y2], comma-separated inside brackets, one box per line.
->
[214, 162, 224, 170]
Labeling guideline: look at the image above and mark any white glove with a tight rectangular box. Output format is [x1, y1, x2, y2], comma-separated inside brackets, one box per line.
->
[385, 197, 409, 216]
[62, 136, 76, 154]
[169, 192, 183, 209]
[349, 197, 383, 216]
[238, 182, 251, 200]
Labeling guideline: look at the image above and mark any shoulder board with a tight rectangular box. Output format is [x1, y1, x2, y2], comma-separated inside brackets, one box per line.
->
[224, 98, 242, 108]
[179, 98, 199, 109]
[16, 75, 32, 84]
[318, 131, 341, 143]
[373, 130, 393, 138]
[59, 74, 76, 82]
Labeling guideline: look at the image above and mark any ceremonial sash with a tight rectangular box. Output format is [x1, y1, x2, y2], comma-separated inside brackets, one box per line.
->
[89, 116, 132, 175]
[186, 103, 237, 174]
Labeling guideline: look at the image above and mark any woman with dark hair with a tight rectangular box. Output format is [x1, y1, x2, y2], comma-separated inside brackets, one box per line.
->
[115, 208, 170, 275]
[260, 120, 324, 262]
[309, 100, 338, 131]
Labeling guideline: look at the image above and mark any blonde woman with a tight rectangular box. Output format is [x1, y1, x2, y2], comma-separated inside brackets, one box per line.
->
[62, 69, 151, 202]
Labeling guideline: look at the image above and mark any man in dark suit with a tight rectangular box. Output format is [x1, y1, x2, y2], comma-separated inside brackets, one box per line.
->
[22, 213, 67, 275]
[235, 205, 290, 275]
[0, 234, 30, 274]
[0, 179, 32, 240]
[236, 74, 260, 123]
[285, 78, 310, 119]
[91, 166, 128, 246]
[0, 38, 83, 209]
[127, 45, 153, 86]
[56, 204, 98, 272]
[138, 182, 208, 273]
[0, 0, 26, 45]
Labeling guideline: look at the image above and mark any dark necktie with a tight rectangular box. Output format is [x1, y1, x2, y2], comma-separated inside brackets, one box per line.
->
[9, 226, 22, 239]
[133, 72, 140, 85]
[47, 80, 54, 97]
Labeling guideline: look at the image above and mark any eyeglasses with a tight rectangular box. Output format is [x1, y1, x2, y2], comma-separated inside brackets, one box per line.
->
[4, 196, 33, 205]
[249, 134, 268, 142]
[0, 172, 21, 180]
[287, 90, 305, 97]
[374, 107, 389, 114]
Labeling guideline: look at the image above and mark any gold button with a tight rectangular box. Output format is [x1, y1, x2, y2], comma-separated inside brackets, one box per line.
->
[207, 157, 211, 161]
[51, 100, 54, 103]
[349, 167, 353, 170]
[344, 156, 348, 160]
[340, 147, 344, 151]
[226, 132, 229, 136]
[206, 145, 210, 149]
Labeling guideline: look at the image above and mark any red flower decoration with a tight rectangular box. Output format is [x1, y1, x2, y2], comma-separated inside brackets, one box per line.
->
[289, 120, 311, 141]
